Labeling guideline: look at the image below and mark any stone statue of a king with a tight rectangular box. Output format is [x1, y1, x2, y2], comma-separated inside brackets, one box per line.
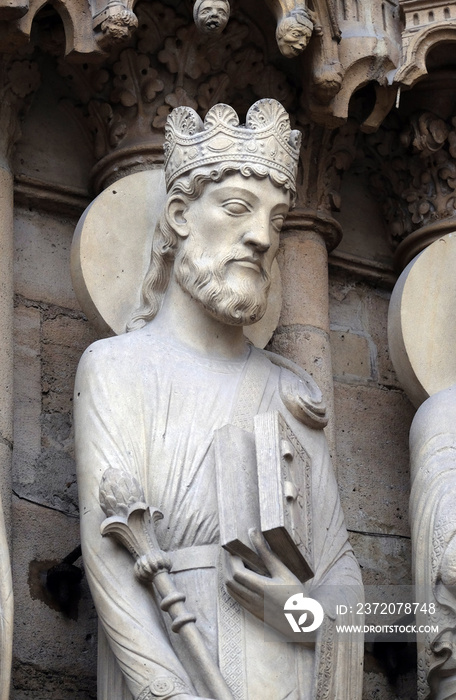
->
[74, 99, 363, 700]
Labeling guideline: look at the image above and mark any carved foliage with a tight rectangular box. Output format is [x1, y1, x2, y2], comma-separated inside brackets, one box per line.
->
[58, 0, 296, 166]
[0, 58, 40, 162]
[296, 115, 358, 213]
[364, 111, 456, 249]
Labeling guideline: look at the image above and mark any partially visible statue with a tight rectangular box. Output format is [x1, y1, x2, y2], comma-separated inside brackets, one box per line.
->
[410, 385, 456, 700]
[193, 0, 230, 35]
[276, 9, 314, 57]
[74, 98, 363, 700]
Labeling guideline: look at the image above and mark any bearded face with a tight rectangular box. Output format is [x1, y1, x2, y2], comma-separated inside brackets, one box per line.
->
[174, 238, 271, 326]
[167, 172, 290, 327]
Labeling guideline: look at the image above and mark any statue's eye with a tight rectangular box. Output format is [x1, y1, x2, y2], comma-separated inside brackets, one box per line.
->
[222, 200, 250, 215]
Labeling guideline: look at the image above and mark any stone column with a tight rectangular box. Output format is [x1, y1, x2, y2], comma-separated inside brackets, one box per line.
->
[274, 211, 341, 459]
[0, 56, 39, 700]
[271, 121, 356, 463]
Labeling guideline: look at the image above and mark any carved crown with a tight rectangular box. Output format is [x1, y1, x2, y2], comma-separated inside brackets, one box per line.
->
[163, 99, 301, 191]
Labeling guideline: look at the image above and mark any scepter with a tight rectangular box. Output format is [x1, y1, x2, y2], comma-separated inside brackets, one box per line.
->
[99, 467, 234, 700]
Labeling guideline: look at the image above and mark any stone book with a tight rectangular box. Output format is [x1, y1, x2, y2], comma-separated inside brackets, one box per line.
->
[255, 410, 314, 583]
[214, 423, 269, 575]
[214, 411, 314, 582]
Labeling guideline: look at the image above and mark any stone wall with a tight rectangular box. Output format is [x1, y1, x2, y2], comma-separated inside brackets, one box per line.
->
[10, 75, 418, 699]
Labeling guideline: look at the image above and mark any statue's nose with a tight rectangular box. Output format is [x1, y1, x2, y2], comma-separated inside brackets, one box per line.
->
[243, 222, 271, 252]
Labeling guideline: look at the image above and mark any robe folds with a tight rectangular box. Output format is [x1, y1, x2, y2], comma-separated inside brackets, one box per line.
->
[74, 325, 363, 700]
[409, 385, 456, 700]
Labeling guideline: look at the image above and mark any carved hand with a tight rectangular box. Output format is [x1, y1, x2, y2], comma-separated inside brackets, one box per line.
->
[225, 528, 308, 634]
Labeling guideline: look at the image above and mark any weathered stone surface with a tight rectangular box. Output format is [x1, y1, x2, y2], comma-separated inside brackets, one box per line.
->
[334, 383, 414, 536]
[12, 498, 97, 679]
[13, 663, 96, 700]
[365, 290, 399, 389]
[329, 275, 400, 388]
[42, 313, 97, 415]
[14, 208, 80, 310]
[330, 329, 372, 382]
[13, 310, 97, 514]
[278, 234, 329, 331]
[348, 532, 411, 586]
[13, 305, 41, 487]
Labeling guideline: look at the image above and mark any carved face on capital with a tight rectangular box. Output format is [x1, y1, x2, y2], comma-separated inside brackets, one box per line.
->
[276, 14, 313, 57]
[167, 172, 290, 326]
[193, 0, 230, 34]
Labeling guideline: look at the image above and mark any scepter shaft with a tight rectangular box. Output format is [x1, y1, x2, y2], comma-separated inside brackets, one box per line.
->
[99, 468, 234, 700]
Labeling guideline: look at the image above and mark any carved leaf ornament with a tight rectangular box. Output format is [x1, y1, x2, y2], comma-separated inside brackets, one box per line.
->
[364, 111, 456, 250]
[112, 49, 164, 108]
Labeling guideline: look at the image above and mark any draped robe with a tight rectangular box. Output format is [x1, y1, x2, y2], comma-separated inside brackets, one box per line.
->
[74, 325, 363, 700]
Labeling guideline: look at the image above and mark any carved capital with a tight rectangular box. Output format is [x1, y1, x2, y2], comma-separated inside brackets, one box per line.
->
[59, 0, 297, 191]
[287, 118, 357, 250]
[0, 57, 40, 169]
[364, 110, 456, 269]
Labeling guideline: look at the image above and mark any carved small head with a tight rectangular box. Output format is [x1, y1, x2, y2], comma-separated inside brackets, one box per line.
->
[193, 0, 230, 35]
[276, 11, 313, 58]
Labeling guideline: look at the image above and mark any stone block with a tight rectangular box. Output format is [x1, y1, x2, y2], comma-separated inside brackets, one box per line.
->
[330, 330, 373, 381]
[13, 306, 41, 487]
[334, 383, 415, 536]
[329, 274, 400, 389]
[14, 208, 80, 310]
[12, 312, 98, 514]
[329, 276, 366, 332]
[365, 289, 400, 389]
[12, 497, 97, 680]
[15, 312, 97, 514]
[41, 313, 98, 415]
[348, 532, 412, 586]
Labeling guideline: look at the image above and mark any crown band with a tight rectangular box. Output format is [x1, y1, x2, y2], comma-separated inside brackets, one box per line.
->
[163, 99, 301, 191]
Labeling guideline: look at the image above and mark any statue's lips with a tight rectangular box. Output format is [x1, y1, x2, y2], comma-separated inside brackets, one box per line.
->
[231, 257, 262, 272]
[205, 18, 220, 28]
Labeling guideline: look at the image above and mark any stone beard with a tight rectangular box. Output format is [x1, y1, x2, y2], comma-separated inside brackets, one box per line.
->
[174, 234, 271, 326]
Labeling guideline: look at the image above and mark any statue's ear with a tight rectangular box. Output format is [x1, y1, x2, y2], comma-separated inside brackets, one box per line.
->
[166, 196, 190, 238]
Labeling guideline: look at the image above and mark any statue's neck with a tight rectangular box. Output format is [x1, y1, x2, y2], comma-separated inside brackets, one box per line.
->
[151, 276, 248, 361]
